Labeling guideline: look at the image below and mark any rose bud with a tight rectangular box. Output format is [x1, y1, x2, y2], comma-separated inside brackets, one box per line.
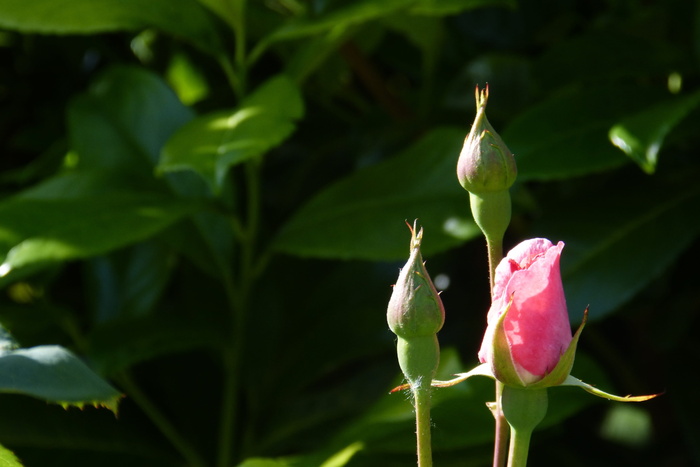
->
[457, 85, 517, 195]
[478, 238, 575, 387]
[457, 85, 517, 247]
[430, 237, 658, 402]
[387, 222, 445, 387]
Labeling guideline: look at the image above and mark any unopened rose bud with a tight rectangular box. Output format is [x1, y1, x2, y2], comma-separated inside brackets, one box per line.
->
[457, 85, 517, 194]
[479, 238, 575, 387]
[387, 224, 445, 338]
[457, 85, 517, 246]
[387, 222, 445, 386]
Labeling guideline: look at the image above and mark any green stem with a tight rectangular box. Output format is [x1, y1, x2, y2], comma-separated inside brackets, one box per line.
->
[219, 55, 242, 99]
[217, 345, 241, 467]
[117, 372, 208, 467]
[217, 3, 255, 463]
[485, 235, 503, 302]
[241, 158, 261, 285]
[486, 235, 507, 467]
[507, 427, 533, 467]
[493, 381, 509, 467]
[217, 157, 263, 467]
[413, 384, 433, 467]
[233, 0, 246, 70]
[216, 267, 243, 467]
[501, 386, 548, 467]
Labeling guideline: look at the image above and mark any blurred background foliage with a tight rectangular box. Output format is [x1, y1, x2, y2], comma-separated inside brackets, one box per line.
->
[0, 0, 698, 465]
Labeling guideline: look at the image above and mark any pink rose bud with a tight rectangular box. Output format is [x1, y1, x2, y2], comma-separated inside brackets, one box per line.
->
[457, 85, 517, 194]
[478, 238, 573, 387]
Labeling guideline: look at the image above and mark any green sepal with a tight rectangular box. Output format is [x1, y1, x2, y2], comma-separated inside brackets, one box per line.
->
[528, 306, 588, 389]
[431, 362, 494, 388]
[561, 375, 660, 402]
[489, 297, 527, 387]
[390, 362, 494, 393]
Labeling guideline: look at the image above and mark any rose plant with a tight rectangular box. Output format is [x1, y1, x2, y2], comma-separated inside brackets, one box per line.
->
[391, 88, 659, 467]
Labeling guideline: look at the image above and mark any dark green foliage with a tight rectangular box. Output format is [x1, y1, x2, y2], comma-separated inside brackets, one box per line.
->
[0, 0, 697, 465]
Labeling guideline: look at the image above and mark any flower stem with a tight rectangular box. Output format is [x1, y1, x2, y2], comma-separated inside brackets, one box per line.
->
[507, 426, 533, 467]
[485, 234, 503, 302]
[501, 386, 548, 467]
[217, 159, 262, 467]
[216, 4, 256, 463]
[413, 384, 433, 467]
[492, 381, 509, 467]
[486, 234, 508, 467]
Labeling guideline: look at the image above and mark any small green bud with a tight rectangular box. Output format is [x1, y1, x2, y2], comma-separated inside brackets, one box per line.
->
[457, 85, 517, 194]
[387, 222, 445, 387]
[387, 223, 445, 339]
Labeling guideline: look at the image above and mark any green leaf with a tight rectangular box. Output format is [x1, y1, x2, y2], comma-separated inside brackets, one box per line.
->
[159, 74, 304, 194]
[67, 67, 231, 279]
[86, 316, 225, 375]
[68, 66, 194, 174]
[609, 90, 700, 173]
[86, 241, 176, 323]
[0, 443, 22, 467]
[259, 0, 414, 43]
[0, 0, 224, 55]
[272, 127, 480, 261]
[257, 0, 512, 49]
[195, 0, 240, 29]
[166, 53, 210, 106]
[533, 179, 700, 321]
[409, 0, 515, 15]
[503, 85, 666, 180]
[0, 188, 196, 282]
[251, 0, 514, 64]
[0, 345, 121, 412]
[561, 375, 658, 402]
[236, 459, 292, 467]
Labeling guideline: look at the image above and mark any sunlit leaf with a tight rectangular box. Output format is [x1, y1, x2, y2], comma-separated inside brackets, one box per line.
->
[0, 191, 196, 282]
[159, 75, 304, 194]
[0, 0, 224, 54]
[0, 345, 121, 413]
[0, 443, 22, 467]
[236, 459, 292, 467]
[609, 90, 700, 173]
